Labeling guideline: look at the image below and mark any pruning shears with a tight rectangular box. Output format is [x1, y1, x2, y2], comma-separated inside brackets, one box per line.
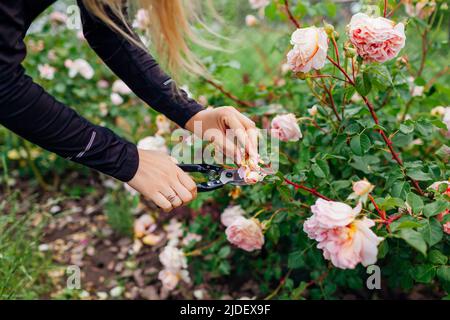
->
[178, 164, 247, 192]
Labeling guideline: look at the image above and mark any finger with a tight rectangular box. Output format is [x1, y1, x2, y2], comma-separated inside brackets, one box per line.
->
[150, 192, 173, 212]
[235, 113, 259, 161]
[177, 169, 198, 198]
[172, 181, 193, 204]
[225, 115, 251, 157]
[160, 186, 183, 208]
[206, 130, 239, 163]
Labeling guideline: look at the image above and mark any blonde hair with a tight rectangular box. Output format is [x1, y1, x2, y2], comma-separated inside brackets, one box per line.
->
[82, 0, 212, 78]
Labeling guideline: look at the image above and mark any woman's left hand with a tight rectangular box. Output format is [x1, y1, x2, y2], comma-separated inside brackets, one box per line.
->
[185, 107, 258, 164]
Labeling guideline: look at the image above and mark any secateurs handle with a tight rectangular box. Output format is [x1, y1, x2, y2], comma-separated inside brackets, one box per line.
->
[177, 164, 225, 192]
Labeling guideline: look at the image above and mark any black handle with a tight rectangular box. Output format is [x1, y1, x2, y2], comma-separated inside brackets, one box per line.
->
[177, 164, 223, 173]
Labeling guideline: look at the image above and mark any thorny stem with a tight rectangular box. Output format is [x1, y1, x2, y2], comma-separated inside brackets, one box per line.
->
[384, 0, 388, 17]
[283, 0, 300, 29]
[369, 194, 386, 221]
[284, 177, 332, 201]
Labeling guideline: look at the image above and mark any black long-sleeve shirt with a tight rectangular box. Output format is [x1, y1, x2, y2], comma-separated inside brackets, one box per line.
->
[0, 0, 204, 182]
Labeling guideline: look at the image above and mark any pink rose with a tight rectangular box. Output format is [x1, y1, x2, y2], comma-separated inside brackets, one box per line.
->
[158, 269, 190, 291]
[112, 80, 132, 95]
[159, 246, 187, 271]
[429, 181, 450, 197]
[271, 114, 302, 142]
[347, 13, 406, 63]
[352, 179, 374, 196]
[226, 217, 264, 252]
[306, 199, 361, 231]
[318, 218, 384, 269]
[38, 64, 56, 80]
[249, 0, 270, 10]
[437, 210, 450, 235]
[286, 27, 329, 73]
[245, 15, 259, 27]
[221, 205, 245, 227]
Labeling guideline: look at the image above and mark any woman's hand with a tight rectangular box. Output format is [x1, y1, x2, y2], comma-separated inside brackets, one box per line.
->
[127, 149, 197, 212]
[185, 107, 258, 163]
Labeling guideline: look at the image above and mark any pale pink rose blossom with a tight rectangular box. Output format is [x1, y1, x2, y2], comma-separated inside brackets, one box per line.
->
[226, 217, 265, 252]
[429, 181, 450, 197]
[437, 210, 450, 235]
[49, 11, 68, 24]
[221, 205, 246, 227]
[443, 107, 450, 137]
[110, 93, 124, 106]
[137, 135, 168, 153]
[156, 115, 171, 135]
[38, 64, 56, 80]
[286, 27, 329, 73]
[159, 246, 187, 271]
[318, 218, 384, 269]
[249, 0, 270, 10]
[65, 59, 94, 79]
[347, 13, 406, 63]
[97, 80, 109, 89]
[304, 199, 361, 241]
[353, 179, 374, 196]
[133, 9, 150, 30]
[271, 114, 302, 142]
[112, 80, 132, 95]
[245, 15, 259, 27]
[308, 105, 318, 117]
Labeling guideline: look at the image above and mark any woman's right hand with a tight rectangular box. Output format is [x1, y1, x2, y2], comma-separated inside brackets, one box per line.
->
[127, 149, 197, 212]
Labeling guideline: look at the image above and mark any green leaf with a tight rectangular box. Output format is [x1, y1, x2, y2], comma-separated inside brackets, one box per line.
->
[288, 250, 305, 269]
[355, 72, 372, 96]
[218, 246, 231, 259]
[411, 264, 436, 283]
[406, 192, 424, 214]
[423, 200, 449, 218]
[399, 229, 427, 256]
[311, 159, 330, 178]
[437, 266, 450, 283]
[428, 250, 448, 265]
[407, 169, 433, 181]
[365, 64, 392, 90]
[390, 218, 422, 233]
[419, 218, 443, 247]
[350, 134, 371, 156]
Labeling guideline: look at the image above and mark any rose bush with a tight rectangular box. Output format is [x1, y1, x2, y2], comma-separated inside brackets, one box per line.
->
[0, 0, 448, 299]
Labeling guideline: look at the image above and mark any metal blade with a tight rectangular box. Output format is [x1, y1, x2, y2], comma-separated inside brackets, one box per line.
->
[219, 169, 247, 186]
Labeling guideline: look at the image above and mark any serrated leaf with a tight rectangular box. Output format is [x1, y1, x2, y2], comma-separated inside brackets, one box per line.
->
[411, 264, 436, 283]
[423, 201, 449, 218]
[399, 229, 427, 256]
[288, 250, 305, 269]
[437, 266, 450, 283]
[406, 192, 424, 214]
[428, 250, 448, 265]
[350, 134, 371, 156]
[419, 218, 443, 247]
[355, 72, 372, 96]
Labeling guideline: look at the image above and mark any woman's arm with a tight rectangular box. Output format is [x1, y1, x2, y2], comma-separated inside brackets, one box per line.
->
[0, 3, 137, 182]
[77, 1, 204, 128]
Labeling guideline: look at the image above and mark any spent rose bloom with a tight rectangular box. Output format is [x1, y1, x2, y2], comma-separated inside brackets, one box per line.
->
[158, 269, 190, 291]
[271, 114, 302, 142]
[245, 15, 259, 27]
[318, 218, 384, 269]
[112, 80, 132, 95]
[347, 13, 406, 63]
[226, 217, 265, 252]
[65, 59, 94, 80]
[286, 27, 329, 73]
[159, 246, 187, 271]
[137, 135, 168, 153]
[353, 179, 374, 196]
[134, 214, 156, 238]
[38, 64, 56, 80]
[249, 0, 270, 10]
[221, 205, 246, 227]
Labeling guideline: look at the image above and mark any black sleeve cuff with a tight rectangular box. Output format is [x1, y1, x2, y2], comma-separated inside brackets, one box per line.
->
[115, 142, 139, 182]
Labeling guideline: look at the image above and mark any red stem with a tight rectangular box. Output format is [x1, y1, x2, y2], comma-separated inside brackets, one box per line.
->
[205, 79, 255, 108]
[331, 35, 340, 66]
[284, 178, 332, 201]
[369, 194, 386, 220]
[283, 0, 301, 29]
[384, 0, 388, 17]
